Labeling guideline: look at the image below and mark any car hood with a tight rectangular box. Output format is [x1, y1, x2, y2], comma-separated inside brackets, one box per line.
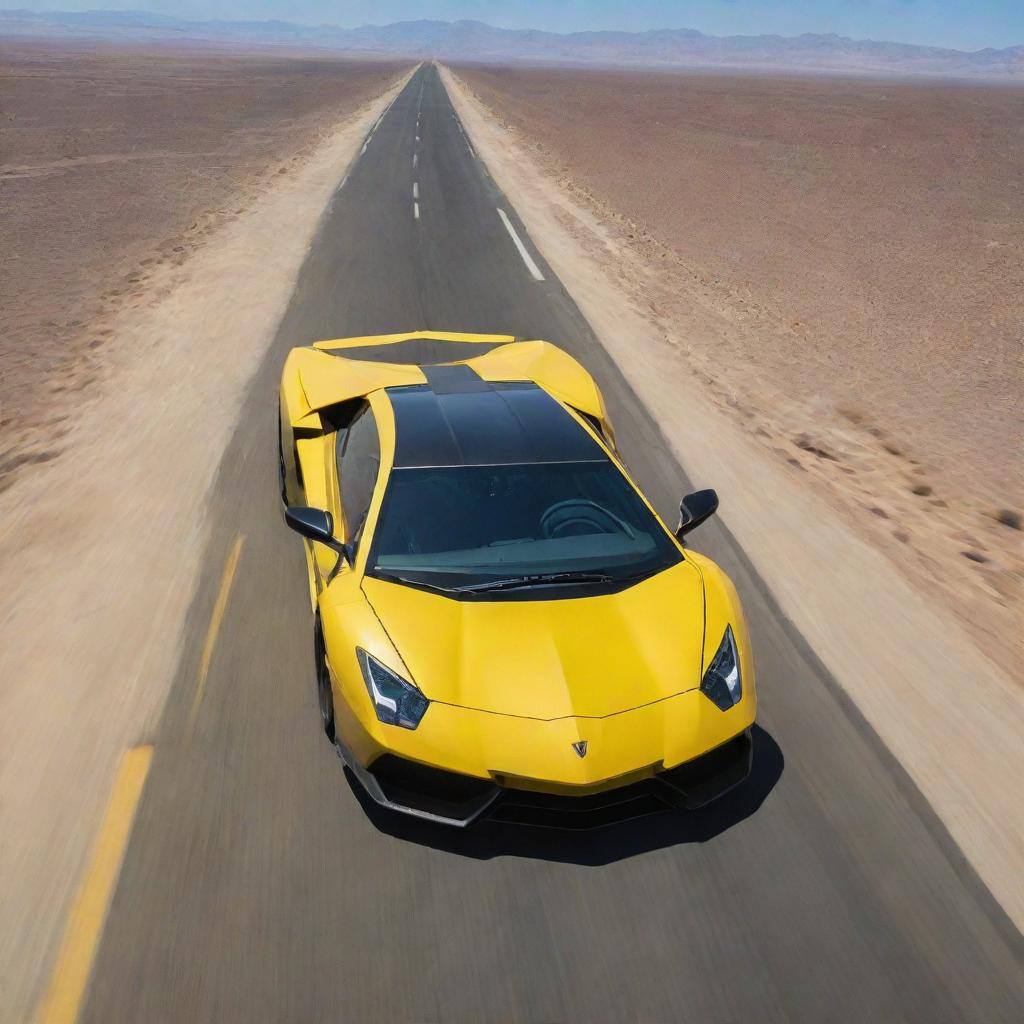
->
[361, 561, 705, 720]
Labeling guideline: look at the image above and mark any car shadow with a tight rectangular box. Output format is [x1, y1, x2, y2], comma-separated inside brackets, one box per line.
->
[348, 724, 784, 865]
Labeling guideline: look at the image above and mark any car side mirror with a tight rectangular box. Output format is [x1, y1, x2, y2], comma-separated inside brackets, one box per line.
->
[285, 506, 352, 563]
[676, 488, 719, 540]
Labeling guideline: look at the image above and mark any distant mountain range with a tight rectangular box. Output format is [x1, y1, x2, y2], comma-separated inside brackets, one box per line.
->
[2, 9, 1022, 78]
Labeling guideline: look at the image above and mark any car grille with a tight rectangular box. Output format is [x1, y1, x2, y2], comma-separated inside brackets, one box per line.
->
[490, 780, 674, 829]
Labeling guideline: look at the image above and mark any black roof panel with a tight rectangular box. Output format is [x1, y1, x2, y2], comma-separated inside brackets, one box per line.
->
[388, 380, 605, 468]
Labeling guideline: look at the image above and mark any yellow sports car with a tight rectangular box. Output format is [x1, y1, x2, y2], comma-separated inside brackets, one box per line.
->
[279, 331, 755, 828]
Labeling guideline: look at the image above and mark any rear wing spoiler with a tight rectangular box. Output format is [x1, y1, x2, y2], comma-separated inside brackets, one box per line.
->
[281, 332, 610, 440]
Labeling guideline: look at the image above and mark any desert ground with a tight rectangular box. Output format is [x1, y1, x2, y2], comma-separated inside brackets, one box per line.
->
[1, 41, 1022, 1021]
[0, 45, 411, 1021]
[445, 60, 1024, 937]
[455, 63, 1024, 677]
[0, 43, 407, 493]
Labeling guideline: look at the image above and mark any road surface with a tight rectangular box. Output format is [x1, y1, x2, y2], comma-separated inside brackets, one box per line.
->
[81, 63, 1023, 1023]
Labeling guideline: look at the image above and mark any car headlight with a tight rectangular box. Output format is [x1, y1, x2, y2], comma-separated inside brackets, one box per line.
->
[356, 648, 429, 729]
[700, 624, 742, 711]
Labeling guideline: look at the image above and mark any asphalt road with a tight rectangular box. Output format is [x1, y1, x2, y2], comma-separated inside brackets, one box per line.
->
[81, 63, 1023, 1023]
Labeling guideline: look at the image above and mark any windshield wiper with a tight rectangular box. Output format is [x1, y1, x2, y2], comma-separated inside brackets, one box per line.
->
[453, 570, 616, 594]
[373, 571, 464, 595]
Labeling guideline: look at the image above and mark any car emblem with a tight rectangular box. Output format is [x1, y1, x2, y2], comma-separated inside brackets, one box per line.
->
[572, 740, 588, 758]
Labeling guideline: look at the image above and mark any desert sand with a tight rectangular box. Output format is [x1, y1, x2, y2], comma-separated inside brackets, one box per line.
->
[455, 63, 1023, 677]
[443, 60, 1024, 936]
[0, 48, 412, 1022]
[1, 44, 1020, 1016]
[0, 43, 407, 493]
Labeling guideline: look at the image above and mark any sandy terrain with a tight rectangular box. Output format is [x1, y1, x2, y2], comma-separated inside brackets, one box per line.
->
[0, 49, 412, 1022]
[0, 45, 1018, 1016]
[0, 43, 407, 494]
[454, 64, 1024, 678]
[444, 63, 1024, 935]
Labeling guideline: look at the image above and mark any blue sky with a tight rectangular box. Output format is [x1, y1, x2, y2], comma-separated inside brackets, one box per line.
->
[15, 1, 1024, 50]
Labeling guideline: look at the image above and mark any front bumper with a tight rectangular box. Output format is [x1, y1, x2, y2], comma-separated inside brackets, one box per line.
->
[337, 728, 753, 829]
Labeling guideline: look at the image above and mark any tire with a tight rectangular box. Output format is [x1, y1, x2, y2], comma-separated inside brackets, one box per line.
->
[314, 618, 336, 743]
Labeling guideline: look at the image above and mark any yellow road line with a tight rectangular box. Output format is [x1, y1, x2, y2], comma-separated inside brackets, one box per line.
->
[36, 745, 154, 1024]
[187, 533, 245, 731]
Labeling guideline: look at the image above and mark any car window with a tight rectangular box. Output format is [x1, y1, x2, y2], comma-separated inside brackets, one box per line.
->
[336, 403, 380, 548]
[369, 460, 681, 590]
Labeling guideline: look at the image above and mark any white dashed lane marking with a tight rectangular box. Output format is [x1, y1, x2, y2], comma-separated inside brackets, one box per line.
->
[497, 208, 545, 281]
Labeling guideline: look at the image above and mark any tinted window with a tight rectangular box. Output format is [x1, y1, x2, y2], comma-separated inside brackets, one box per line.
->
[337, 404, 380, 547]
[369, 460, 681, 590]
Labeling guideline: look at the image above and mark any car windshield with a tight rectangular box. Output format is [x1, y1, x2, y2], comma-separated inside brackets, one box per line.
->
[368, 460, 681, 591]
